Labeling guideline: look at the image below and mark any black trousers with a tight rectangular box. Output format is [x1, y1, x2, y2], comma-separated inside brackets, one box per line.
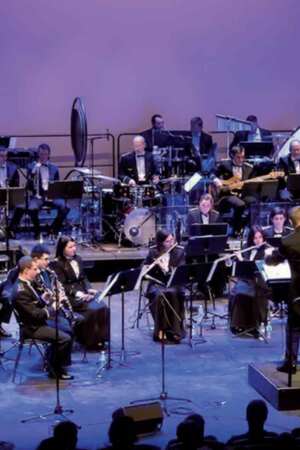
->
[28, 324, 72, 372]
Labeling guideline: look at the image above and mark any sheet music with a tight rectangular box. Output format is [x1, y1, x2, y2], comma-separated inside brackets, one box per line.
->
[258, 260, 291, 281]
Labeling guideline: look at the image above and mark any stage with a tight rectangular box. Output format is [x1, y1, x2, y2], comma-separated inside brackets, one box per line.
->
[1, 288, 300, 450]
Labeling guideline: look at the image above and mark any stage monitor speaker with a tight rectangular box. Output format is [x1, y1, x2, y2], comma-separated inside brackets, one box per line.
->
[122, 402, 163, 436]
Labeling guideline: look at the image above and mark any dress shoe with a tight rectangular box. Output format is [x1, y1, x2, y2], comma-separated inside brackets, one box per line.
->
[48, 371, 74, 380]
[277, 362, 297, 374]
[0, 326, 12, 338]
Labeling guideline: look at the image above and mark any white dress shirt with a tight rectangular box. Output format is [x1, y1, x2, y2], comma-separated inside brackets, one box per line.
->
[136, 154, 146, 182]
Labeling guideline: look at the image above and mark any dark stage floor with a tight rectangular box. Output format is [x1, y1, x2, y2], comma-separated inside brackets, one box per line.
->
[0, 286, 300, 450]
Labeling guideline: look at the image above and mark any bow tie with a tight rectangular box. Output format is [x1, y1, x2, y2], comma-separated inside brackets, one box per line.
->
[136, 154, 145, 158]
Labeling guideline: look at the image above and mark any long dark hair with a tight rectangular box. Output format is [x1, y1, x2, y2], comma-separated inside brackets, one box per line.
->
[55, 235, 75, 259]
[246, 225, 266, 248]
[156, 229, 172, 252]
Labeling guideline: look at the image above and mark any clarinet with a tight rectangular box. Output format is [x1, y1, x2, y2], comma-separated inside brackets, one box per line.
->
[41, 269, 76, 323]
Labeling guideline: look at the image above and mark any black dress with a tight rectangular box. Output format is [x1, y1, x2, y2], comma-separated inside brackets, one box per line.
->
[50, 255, 110, 350]
[144, 245, 186, 340]
[229, 246, 269, 332]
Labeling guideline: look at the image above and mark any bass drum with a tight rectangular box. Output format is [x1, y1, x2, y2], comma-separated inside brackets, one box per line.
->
[124, 208, 156, 246]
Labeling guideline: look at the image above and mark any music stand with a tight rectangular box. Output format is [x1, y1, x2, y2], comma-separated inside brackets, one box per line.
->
[186, 235, 227, 263]
[240, 141, 274, 159]
[190, 223, 228, 237]
[168, 263, 212, 346]
[266, 236, 282, 248]
[241, 180, 278, 201]
[0, 187, 25, 266]
[99, 268, 141, 365]
[287, 174, 300, 199]
[47, 180, 84, 200]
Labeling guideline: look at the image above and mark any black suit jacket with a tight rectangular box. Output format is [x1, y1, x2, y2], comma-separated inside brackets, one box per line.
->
[264, 226, 293, 238]
[230, 128, 272, 149]
[50, 255, 91, 311]
[118, 151, 159, 184]
[186, 208, 220, 235]
[5, 161, 19, 187]
[278, 154, 299, 176]
[13, 279, 49, 333]
[215, 160, 253, 181]
[184, 131, 213, 172]
[141, 128, 171, 150]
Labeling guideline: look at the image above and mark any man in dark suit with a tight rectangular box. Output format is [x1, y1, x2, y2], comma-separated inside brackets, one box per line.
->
[264, 207, 293, 239]
[230, 115, 272, 149]
[186, 193, 220, 235]
[184, 117, 213, 173]
[214, 146, 255, 235]
[118, 135, 159, 185]
[266, 206, 300, 373]
[10, 143, 69, 239]
[140, 114, 170, 150]
[13, 256, 73, 380]
[277, 139, 300, 200]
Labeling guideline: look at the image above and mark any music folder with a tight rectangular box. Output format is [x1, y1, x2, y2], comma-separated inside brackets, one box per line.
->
[240, 141, 274, 159]
[190, 223, 228, 237]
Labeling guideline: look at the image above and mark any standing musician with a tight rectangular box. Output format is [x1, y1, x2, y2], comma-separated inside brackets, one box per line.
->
[186, 193, 220, 235]
[118, 135, 160, 186]
[10, 143, 69, 239]
[214, 146, 255, 236]
[144, 229, 186, 344]
[230, 115, 272, 149]
[277, 139, 300, 201]
[266, 206, 300, 373]
[229, 226, 270, 337]
[264, 207, 293, 238]
[50, 236, 110, 350]
[13, 256, 73, 380]
[141, 114, 169, 150]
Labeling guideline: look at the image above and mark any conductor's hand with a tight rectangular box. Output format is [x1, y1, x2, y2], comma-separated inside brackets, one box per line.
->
[152, 175, 160, 184]
[128, 179, 136, 187]
[82, 293, 94, 302]
[88, 288, 97, 295]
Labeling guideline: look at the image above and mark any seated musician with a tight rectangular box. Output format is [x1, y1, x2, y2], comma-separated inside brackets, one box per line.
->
[229, 226, 269, 338]
[13, 256, 73, 380]
[0, 146, 19, 188]
[186, 193, 220, 235]
[214, 146, 255, 236]
[264, 207, 293, 238]
[277, 139, 300, 200]
[144, 229, 186, 344]
[50, 236, 110, 350]
[31, 244, 83, 339]
[10, 143, 70, 239]
[230, 115, 272, 149]
[118, 135, 160, 186]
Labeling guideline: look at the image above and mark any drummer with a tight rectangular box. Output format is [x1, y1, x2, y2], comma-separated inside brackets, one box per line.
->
[118, 135, 160, 186]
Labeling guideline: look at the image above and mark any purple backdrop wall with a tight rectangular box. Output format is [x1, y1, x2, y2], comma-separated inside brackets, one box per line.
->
[0, 0, 299, 137]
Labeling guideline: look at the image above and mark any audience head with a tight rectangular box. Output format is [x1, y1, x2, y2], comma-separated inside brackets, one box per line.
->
[247, 226, 266, 248]
[108, 415, 137, 448]
[230, 145, 245, 166]
[191, 116, 203, 134]
[151, 114, 164, 130]
[289, 206, 300, 229]
[176, 419, 202, 448]
[18, 256, 39, 281]
[132, 135, 146, 154]
[53, 420, 78, 450]
[156, 229, 174, 251]
[199, 193, 214, 215]
[31, 244, 51, 270]
[289, 139, 300, 161]
[37, 143, 51, 163]
[246, 399, 268, 429]
[56, 235, 76, 259]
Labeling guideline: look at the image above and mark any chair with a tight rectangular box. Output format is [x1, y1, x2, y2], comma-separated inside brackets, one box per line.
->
[11, 309, 54, 382]
[133, 279, 153, 330]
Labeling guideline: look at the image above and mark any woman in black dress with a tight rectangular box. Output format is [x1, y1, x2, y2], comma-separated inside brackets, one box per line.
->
[144, 229, 186, 343]
[51, 236, 110, 350]
[229, 226, 270, 337]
